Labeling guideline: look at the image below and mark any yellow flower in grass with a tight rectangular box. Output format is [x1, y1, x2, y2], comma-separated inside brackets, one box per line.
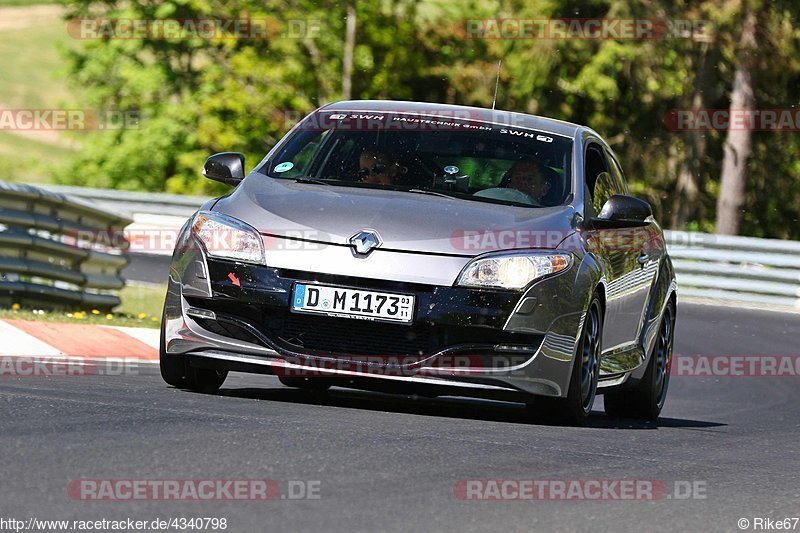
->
[91, 309, 100, 315]
[74, 312, 85, 319]
[138, 313, 147, 319]
[106, 314, 113, 320]
[11, 303, 20, 311]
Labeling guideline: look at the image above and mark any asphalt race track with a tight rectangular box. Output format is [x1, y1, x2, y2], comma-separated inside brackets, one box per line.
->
[122, 253, 173, 284]
[2, 303, 798, 532]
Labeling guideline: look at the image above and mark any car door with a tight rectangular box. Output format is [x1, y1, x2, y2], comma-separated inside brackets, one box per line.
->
[603, 149, 661, 354]
[583, 143, 659, 367]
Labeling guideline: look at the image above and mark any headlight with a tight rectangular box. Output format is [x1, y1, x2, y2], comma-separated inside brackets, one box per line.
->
[191, 211, 265, 264]
[456, 252, 571, 290]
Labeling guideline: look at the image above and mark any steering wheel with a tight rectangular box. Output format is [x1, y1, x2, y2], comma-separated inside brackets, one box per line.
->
[473, 187, 542, 206]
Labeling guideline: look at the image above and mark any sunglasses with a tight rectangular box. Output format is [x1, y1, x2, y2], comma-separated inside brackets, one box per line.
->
[359, 162, 388, 177]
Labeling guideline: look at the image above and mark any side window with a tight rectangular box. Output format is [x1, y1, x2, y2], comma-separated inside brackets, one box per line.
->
[265, 129, 329, 177]
[584, 144, 613, 216]
[285, 133, 326, 177]
[593, 172, 617, 215]
[604, 149, 630, 195]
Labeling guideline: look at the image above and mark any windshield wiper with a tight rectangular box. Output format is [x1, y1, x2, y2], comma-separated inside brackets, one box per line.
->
[407, 188, 457, 200]
[294, 177, 332, 186]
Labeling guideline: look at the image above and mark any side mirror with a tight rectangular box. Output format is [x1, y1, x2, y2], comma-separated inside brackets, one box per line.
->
[592, 194, 653, 229]
[203, 152, 245, 186]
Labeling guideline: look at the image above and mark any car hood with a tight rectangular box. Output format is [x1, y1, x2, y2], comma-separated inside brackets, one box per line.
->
[212, 174, 578, 257]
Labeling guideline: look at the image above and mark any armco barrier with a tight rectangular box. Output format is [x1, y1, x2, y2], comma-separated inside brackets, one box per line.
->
[29, 185, 800, 310]
[665, 230, 800, 309]
[40, 184, 209, 218]
[0, 181, 132, 310]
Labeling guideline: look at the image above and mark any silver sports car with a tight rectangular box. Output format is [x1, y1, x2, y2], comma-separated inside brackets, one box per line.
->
[160, 100, 677, 424]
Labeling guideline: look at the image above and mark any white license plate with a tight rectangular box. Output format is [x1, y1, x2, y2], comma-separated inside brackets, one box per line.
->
[291, 284, 415, 324]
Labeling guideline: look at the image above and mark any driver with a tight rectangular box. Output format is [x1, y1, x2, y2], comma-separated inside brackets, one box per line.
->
[359, 149, 403, 186]
[505, 159, 553, 204]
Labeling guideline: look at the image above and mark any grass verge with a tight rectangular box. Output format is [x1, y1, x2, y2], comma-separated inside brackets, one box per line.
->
[0, 283, 166, 329]
[0, 10, 79, 183]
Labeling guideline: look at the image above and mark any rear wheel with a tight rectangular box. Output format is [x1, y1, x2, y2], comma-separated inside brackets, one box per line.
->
[604, 302, 675, 420]
[528, 295, 603, 425]
[159, 316, 227, 393]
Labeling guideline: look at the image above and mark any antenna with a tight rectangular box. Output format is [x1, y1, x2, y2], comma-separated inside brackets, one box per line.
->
[492, 60, 502, 110]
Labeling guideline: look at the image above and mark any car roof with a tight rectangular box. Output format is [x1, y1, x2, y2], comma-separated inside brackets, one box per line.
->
[321, 100, 587, 139]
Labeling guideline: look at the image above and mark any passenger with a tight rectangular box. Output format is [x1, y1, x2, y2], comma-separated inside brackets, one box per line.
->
[505, 160, 554, 204]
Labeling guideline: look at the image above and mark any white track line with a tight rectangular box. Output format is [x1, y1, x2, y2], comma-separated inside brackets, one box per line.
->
[0, 320, 64, 357]
[105, 326, 161, 350]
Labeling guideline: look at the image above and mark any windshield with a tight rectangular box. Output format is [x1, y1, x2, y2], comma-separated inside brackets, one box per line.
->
[257, 111, 573, 208]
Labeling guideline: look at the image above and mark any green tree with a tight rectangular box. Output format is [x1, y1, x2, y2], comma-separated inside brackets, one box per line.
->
[57, 0, 800, 238]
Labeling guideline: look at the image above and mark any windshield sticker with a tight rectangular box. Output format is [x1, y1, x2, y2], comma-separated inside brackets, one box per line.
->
[444, 165, 460, 175]
[390, 116, 492, 131]
[274, 162, 294, 173]
[499, 129, 554, 142]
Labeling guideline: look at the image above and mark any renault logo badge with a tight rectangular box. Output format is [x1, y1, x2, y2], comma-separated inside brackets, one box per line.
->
[349, 230, 382, 256]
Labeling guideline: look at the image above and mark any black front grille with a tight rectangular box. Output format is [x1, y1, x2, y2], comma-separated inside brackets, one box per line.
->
[265, 312, 543, 359]
[274, 313, 433, 356]
[186, 297, 544, 361]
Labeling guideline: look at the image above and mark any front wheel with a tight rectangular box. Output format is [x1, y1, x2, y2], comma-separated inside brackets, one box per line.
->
[160, 317, 227, 393]
[528, 295, 603, 425]
[185, 366, 228, 394]
[604, 303, 675, 420]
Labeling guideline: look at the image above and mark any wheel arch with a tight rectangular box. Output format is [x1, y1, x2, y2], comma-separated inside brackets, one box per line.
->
[630, 254, 677, 381]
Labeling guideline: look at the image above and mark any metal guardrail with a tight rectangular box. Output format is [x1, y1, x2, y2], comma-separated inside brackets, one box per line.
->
[665, 230, 800, 309]
[0, 181, 132, 311]
[27, 185, 800, 310]
[39, 184, 209, 218]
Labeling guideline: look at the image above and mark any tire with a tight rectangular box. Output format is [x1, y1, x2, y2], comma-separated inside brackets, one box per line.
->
[279, 376, 332, 391]
[604, 302, 675, 420]
[528, 295, 603, 426]
[185, 365, 228, 394]
[159, 315, 227, 393]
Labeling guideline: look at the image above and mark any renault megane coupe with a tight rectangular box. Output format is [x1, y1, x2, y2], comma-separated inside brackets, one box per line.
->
[160, 100, 677, 424]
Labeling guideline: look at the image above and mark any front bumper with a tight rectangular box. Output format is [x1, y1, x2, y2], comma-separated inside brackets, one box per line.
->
[164, 241, 588, 399]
